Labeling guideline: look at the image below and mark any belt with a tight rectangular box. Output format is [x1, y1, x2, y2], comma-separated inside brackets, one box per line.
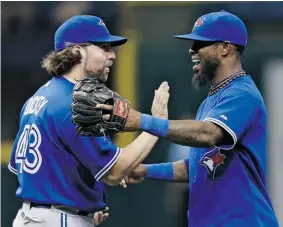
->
[30, 202, 93, 218]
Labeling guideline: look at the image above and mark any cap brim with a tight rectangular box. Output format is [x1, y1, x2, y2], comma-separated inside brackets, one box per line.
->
[174, 33, 215, 42]
[91, 35, 127, 47]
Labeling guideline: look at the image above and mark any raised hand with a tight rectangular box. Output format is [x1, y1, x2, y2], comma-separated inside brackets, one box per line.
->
[151, 81, 170, 119]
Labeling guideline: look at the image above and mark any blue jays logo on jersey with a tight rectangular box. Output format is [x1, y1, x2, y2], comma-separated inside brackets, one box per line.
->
[199, 148, 226, 179]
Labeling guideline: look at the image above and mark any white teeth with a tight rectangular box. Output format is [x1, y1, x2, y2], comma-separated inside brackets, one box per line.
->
[192, 59, 200, 66]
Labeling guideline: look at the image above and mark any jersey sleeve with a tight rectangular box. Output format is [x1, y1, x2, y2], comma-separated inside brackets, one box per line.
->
[8, 144, 18, 175]
[203, 89, 258, 150]
[8, 101, 29, 175]
[184, 158, 189, 172]
[59, 113, 121, 181]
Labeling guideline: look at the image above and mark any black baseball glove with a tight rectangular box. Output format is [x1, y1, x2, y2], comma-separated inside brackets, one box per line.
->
[71, 78, 130, 137]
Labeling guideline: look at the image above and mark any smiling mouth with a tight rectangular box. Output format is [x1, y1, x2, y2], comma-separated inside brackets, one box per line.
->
[192, 59, 200, 66]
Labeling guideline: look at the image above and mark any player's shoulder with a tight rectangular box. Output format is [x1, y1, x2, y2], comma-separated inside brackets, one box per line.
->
[221, 75, 266, 112]
[34, 77, 74, 118]
[37, 77, 74, 96]
[223, 75, 263, 100]
[41, 77, 73, 101]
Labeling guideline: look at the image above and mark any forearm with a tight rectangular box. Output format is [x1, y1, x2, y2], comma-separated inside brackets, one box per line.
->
[145, 159, 189, 183]
[167, 120, 222, 147]
[105, 132, 158, 185]
[122, 132, 158, 172]
[173, 160, 189, 182]
[125, 112, 224, 148]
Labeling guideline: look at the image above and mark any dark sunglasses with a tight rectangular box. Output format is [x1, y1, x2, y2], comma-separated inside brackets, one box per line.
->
[191, 41, 220, 53]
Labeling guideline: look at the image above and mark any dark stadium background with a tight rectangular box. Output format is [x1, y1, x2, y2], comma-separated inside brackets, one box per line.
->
[2, 2, 283, 227]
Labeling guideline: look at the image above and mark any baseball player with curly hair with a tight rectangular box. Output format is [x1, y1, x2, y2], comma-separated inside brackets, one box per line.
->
[9, 15, 169, 227]
[72, 11, 280, 226]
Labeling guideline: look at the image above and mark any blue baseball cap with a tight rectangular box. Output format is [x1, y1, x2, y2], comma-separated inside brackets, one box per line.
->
[54, 15, 127, 51]
[174, 10, 247, 46]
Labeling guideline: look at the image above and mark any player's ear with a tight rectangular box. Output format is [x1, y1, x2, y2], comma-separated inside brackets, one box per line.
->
[220, 41, 231, 56]
[71, 45, 86, 56]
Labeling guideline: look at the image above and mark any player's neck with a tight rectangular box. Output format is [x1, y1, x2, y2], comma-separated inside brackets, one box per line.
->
[63, 66, 85, 84]
[212, 61, 243, 85]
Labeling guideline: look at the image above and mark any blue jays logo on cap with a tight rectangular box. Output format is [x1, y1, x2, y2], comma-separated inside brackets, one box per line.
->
[193, 17, 205, 30]
[54, 15, 127, 51]
[174, 10, 248, 47]
[98, 19, 106, 27]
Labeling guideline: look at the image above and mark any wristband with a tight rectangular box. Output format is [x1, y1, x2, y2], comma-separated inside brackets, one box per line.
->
[140, 114, 169, 137]
[144, 163, 174, 181]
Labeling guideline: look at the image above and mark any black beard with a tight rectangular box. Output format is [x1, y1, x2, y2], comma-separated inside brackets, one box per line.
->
[192, 57, 220, 89]
[192, 72, 209, 90]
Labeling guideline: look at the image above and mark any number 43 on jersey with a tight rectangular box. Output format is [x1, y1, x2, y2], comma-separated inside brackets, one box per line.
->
[15, 124, 43, 174]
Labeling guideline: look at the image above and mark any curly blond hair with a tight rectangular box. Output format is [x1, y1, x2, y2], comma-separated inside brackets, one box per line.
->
[41, 45, 83, 76]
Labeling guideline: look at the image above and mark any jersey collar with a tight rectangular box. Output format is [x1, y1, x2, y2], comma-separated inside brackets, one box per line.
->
[208, 70, 247, 96]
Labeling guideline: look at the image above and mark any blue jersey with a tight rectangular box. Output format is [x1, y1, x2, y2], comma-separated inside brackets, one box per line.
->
[188, 75, 279, 227]
[8, 77, 121, 212]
